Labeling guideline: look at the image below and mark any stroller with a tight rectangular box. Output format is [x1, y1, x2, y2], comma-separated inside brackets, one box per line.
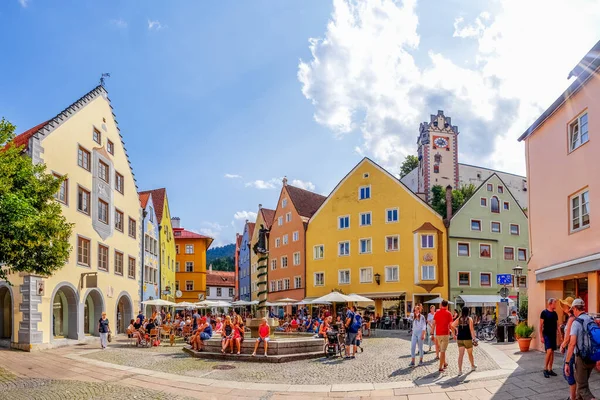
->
[325, 330, 345, 358]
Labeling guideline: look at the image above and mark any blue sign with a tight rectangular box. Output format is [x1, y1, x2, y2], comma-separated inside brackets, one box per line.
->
[500, 298, 509, 303]
[497, 274, 513, 285]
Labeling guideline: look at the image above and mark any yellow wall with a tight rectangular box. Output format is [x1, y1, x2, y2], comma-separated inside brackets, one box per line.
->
[306, 158, 448, 307]
[160, 196, 176, 301]
[175, 237, 209, 302]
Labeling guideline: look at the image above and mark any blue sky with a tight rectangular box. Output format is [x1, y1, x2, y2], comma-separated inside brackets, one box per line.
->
[2, 0, 600, 246]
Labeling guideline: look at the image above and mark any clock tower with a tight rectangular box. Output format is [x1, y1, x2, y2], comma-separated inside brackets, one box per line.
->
[416, 110, 459, 202]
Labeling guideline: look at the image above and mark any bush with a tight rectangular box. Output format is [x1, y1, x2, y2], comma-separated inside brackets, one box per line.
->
[515, 322, 535, 338]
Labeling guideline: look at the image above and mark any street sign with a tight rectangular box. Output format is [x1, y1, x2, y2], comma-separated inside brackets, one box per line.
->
[500, 287, 510, 298]
[500, 298, 509, 303]
[497, 274, 512, 285]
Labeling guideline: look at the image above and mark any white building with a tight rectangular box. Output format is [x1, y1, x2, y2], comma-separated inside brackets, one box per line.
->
[206, 267, 235, 313]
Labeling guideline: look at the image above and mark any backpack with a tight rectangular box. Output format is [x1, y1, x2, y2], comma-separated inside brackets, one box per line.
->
[350, 314, 362, 333]
[575, 316, 600, 363]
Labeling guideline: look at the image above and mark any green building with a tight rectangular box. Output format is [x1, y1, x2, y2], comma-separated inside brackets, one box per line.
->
[448, 174, 529, 310]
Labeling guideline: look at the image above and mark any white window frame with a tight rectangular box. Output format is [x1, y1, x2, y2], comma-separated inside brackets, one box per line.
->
[185, 244, 194, 254]
[283, 234, 288, 245]
[292, 231, 299, 242]
[293, 252, 301, 266]
[480, 272, 492, 287]
[457, 242, 470, 257]
[271, 259, 276, 270]
[185, 261, 194, 272]
[278, 216, 283, 226]
[504, 246, 515, 261]
[359, 185, 371, 200]
[490, 221, 501, 234]
[479, 243, 492, 258]
[570, 189, 590, 232]
[294, 276, 302, 289]
[510, 223, 520, 235]
[314, 272, 325, 287]
[286, 212, 292, 223]
[359, 238, 372, 254]
[458, 271, 471, 287]
[313, 245, 324, 260]
[420, 234, 435, 249]
[284, 278, 290, 290]
[421, 265, 435, 281]
[270, 281, 276, 292]
[338, 215, 350, 230]
[359, 267, 373, 284]
[185, 281, 194, 291]
[359, 211, 372, 226]
[518, 248, 528, 262]
[487, 184, 493, 192]
[385, 235, 399, 252]
[385, 265, 399, 282]
[386, 208, 399, 223]
[338, 241, 350, 256]
[480, 197, 487, 207]
[282, 199, 287, 208]
[568, 111, 589, 153]
[470, 219, 482, 232]
[277, 280, 282, 291]
[281, 256, 288, 268]
[338, 269, 351, 285]
[503, 201, 510, 211]
[275, 238, 281, 248]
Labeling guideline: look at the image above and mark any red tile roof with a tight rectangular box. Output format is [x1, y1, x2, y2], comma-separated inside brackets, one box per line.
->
[173, 227, 213, 241]
[206, 270, 236, 287]
[286, 185, 327, 218]
[139, 188, 166, 223]
[260, 208, 276, 229]
[236, 234, 243, 247]
[139, 192, 151, 209]
[247, 222, 256, 239]
[6, 121, 49, 151]
[413, 222, 442, 233]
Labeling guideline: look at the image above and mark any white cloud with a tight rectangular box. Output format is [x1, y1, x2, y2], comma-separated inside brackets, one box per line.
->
[224, 173, 242, 179]
[298, 0, 600, 175]
[148, 19, 165, 31]
[110, 18, 128, 29]
[18, 0, 29, 7]
[245, 179, 280, 190]
[291, 179, 316, 191]
[233, 211, 258, 221]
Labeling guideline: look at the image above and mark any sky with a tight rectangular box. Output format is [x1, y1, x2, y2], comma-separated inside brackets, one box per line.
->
[2, 0, 600, 247]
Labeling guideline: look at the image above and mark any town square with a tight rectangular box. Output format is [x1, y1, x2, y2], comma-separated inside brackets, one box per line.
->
[1, 1, 600, 399]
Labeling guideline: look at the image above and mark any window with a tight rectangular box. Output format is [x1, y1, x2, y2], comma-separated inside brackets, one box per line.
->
[128, 257, 136, 279]
[359, 238, 372, 254]
[338, 241, 350, 256]
[115, 210, 124, 232]
[386, 235, 399, 251]
[277, 280, 283, 291]
[281, 256, 288, 268]
[480, 244, 491, 258]
[359, 186, 371, 200]
[229, 288, 234, 297]
[386, 208, 399, 223]
[270, 281, 276, 292]
[282, 199, 287, 208]
[491, 196, 500, 213]
[77, 187, 91, 215]
[107, 140, 114, 155]
[480, 198, 487, 207]
[186, 281, 194, 291]
[175, 281, 180, 291]
[498, 185, 504, 194]
[491, 222, 501, 233]
[114, 251, 123, 275]
[385, 265, 399, 282]
[480, 273, 491, 287]
[314, 272, 325, 286]
[471, 219, 482, 231]
[518, 248, 527, 261]
[458, 272, 471, 286]
[421, 234, 434, 248]
[128, 218, 136, 238]
[338, 215, 350, 229]
[338, 270, 350, 284]
[185, 262, 194, 272]
[283, 234, 288, 245]
[293, 252, 300, 265]
[571, 189, 590, 231]
[510, 224, 520, 235]
[93, 128, 101, 144]
[53, 174, 68, 204]
[487, 184, 493, 191]
[271, 259, 276, 270]
[313, 245, 324, 259]
[77, 237, 90, 266]
[98, 199, 109, 224]
[503, 202, 510, 210]
[176, 244, 180, 255]
[421, 265, 435, 281]
[458, 242, 470, 257]
[286, 212, 292, 223]
[217, 288, 222, 296]
[175, 262, 180, 272]
[360, 212, 372, 226]
[569, 112, 589, 152]
[115, 172, 124, 194]
[504, 247, 515, 260]
[363, 173, 369, 178]
[78, 146, 91, 171]
[98, 244, 109, 271]
[518, 276, 527, 288]
[278, 216, 283, 226]
[360, 267, 373, 283]
[98, 160, 109, 183]
[284, 279, 290, 290]
[294, 276, 301, 289]
[185, 245, 194, 254]
[275, 238, 281, 248]
[293, 231, 299, 242]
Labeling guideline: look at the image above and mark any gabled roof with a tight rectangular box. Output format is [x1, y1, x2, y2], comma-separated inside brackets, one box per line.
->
[139, 188, 166, 223]
[139, 192, 151, 209]
[236, 234, 243, 248]
[8, 121, 48, 150]
[206, 270, 236, 287]
[246, 222, 256, 239]
[286, 185, 327, 219]
[413, 222, 442, 233]
[518, 40, 600, 141]
[260, 208, 276, 229]
[173, 227, 214, 249]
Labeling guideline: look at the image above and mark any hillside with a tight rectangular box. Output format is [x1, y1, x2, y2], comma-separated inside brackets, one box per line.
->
[207, 243, 235, 272]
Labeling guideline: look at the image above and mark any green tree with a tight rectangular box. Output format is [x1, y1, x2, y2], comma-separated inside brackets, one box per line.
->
[0, 118, 73, 282]
[430, 183, 477, 219]
[400, 155, 418, 178]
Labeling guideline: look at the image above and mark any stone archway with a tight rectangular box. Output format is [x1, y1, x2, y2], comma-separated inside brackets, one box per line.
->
[115, 292, 133, 334]
[0, 283, 13, 346]
[82, 288, 104, 336]
[51, 283, 79, 340]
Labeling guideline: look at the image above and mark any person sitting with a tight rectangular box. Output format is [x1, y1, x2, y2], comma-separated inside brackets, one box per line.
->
[221, 316, 234, 354]
[127, 319, 142, 344]
[214, 317, 223, 334]
[192, 317, 212, 351]
[290, 318, 299, 332]
[231, 318, 243, 354]
[252, 318, 271, 357]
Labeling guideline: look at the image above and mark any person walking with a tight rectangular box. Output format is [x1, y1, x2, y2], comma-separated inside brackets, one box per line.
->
[427, 305, 438, 357]
[344, 306, 360, 359]
[558, 297, 576, 400]
[409, 305, 427, 367]
[540, 298, 560, 378]
[451, 307, 477, 375]
[432, 300, 453, 373]
[98, 312, 111, 350]
[564, 298, 598, 400]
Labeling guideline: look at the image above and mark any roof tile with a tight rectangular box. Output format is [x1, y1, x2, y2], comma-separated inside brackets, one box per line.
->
[139, 188, 166, 222]
[286, 186, 327, 219]
[206, 270, 235, 287]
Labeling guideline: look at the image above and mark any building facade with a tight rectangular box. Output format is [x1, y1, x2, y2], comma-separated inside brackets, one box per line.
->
[206, 269, 235, 309]
[173, 219, 213, 303]
[0, 86, 140, 350]
[139, 192, 160, 315]
[305, 158, 449, 315]
[268, 180, 326, 303]
[448, 174, 529, 306]
[238, 222, 254, 301]
[250, 206, 275, 301]
[519, 41, 600, 350]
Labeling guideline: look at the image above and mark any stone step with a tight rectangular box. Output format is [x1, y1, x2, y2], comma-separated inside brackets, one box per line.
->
[182, 347, 324, 363]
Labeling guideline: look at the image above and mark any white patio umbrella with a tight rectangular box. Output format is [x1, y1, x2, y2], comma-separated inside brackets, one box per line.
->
[141, 299, 176, 306]
[347, 293, 375, 303]
[211, 300, 232, 308]
[231, 300, 252, 306]
[424, 297, 454, 305]
[175, 301, 197, 309]
[311, 292, 354, 304]
[273, 297, 298, 305]
[195, 300, 218, 308]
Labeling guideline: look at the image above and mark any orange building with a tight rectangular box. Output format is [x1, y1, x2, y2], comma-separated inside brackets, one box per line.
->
[268, 178, 326, 303]
[172, 218, 213, 303]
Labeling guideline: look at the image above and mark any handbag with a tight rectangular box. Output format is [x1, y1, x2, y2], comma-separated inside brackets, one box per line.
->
[472, 338, 479, 347]
[107, 332, 112, 343]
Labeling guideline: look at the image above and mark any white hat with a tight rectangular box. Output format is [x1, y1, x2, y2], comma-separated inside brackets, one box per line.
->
[570, 298, 585, 309]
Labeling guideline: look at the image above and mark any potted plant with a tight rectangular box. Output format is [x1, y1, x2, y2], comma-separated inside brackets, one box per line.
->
[515, 323, 535, 352]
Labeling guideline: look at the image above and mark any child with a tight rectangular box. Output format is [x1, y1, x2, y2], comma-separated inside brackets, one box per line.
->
[356, 327, 364, 353]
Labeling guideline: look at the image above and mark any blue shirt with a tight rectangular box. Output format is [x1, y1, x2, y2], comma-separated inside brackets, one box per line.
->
[98, 318, 109, 333]
[203, 324, 213, 337]
[571, 313, 593, 355]
[346, 310, 358, 333]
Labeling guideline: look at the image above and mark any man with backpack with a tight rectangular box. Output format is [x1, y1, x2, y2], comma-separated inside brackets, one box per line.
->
[564, 298, 598, 400]
[345, 306, 362, 359]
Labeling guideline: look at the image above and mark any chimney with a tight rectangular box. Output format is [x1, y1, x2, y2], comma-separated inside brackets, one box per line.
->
[258, 203, 262, 210]
[171, 217, 181, 229]
[282, 176, 288, 186]
[445, 185, 453, 227]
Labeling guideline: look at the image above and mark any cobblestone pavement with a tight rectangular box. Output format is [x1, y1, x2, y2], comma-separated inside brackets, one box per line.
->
[83, 330, 500, 384]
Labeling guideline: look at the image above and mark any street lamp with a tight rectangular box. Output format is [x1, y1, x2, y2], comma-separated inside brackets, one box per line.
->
[513, 265, 523, 311]
[374, 273, 381, 285]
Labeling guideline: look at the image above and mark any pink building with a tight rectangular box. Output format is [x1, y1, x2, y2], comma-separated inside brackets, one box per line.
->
[519, 40, 600, 350]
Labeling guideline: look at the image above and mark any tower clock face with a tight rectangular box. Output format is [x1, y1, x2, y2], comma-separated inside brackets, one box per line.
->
[433, 136, 449, 148]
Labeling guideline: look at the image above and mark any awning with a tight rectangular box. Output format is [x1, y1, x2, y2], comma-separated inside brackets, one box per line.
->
[535, 252, 600, 282]
[457, 295, 514, 307]
[356, 291, 405, 300]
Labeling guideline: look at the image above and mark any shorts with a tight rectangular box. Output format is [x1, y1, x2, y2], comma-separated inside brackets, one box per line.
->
[543, 335, 557, 351]
[345, 332, 357, 346]
[200, 332, 211, 341]
[457, 339, 473, 349]
[563, 354, 575, 386]
[437, 335, 449, 352]
[257, 337, 270, 343]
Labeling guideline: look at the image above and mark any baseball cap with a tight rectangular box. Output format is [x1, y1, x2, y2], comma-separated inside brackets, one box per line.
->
[570, 298, 585, 309]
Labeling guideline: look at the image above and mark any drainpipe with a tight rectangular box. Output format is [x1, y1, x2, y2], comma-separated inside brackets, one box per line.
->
[140, 209, 148, 306]
[444, 185, 453, 227]
[158, 225, 162, 300]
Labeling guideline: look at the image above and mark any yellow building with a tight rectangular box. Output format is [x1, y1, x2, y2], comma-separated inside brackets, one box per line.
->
[250, 205, 275, 301]
[138, 188, 176, 301]
[306, 158, 448, 315]
[1, 85, 141, 350]
[173, 219, 213, 303]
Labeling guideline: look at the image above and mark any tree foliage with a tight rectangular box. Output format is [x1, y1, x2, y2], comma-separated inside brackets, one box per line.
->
[400, 155, 418, 178]
[208, 257, 235, 272]
[431, 183, 477, 219]
[0, 118, 73, 282]
[207, 243, 235, 262]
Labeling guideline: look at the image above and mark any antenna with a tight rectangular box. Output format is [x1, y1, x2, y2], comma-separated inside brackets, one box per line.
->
[100, 73, 111, 87]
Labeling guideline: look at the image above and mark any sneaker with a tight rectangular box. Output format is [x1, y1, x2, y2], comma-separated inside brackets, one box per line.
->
[457, 370, 463, 376]
[471, 364, 477, 371]
[409, 361, 415, 367]
[548, 370, 557, 377]
[543, 370, 549, 378]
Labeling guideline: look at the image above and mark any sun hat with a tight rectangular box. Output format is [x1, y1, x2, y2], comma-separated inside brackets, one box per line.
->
[558, 297, 574, 309]
[570, 298, 585, 309]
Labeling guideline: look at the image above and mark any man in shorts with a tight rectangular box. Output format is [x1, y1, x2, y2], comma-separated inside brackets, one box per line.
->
[540, 298, 559, 378]
[345, 306, 359, 359]
[432, 300, 453, 372]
